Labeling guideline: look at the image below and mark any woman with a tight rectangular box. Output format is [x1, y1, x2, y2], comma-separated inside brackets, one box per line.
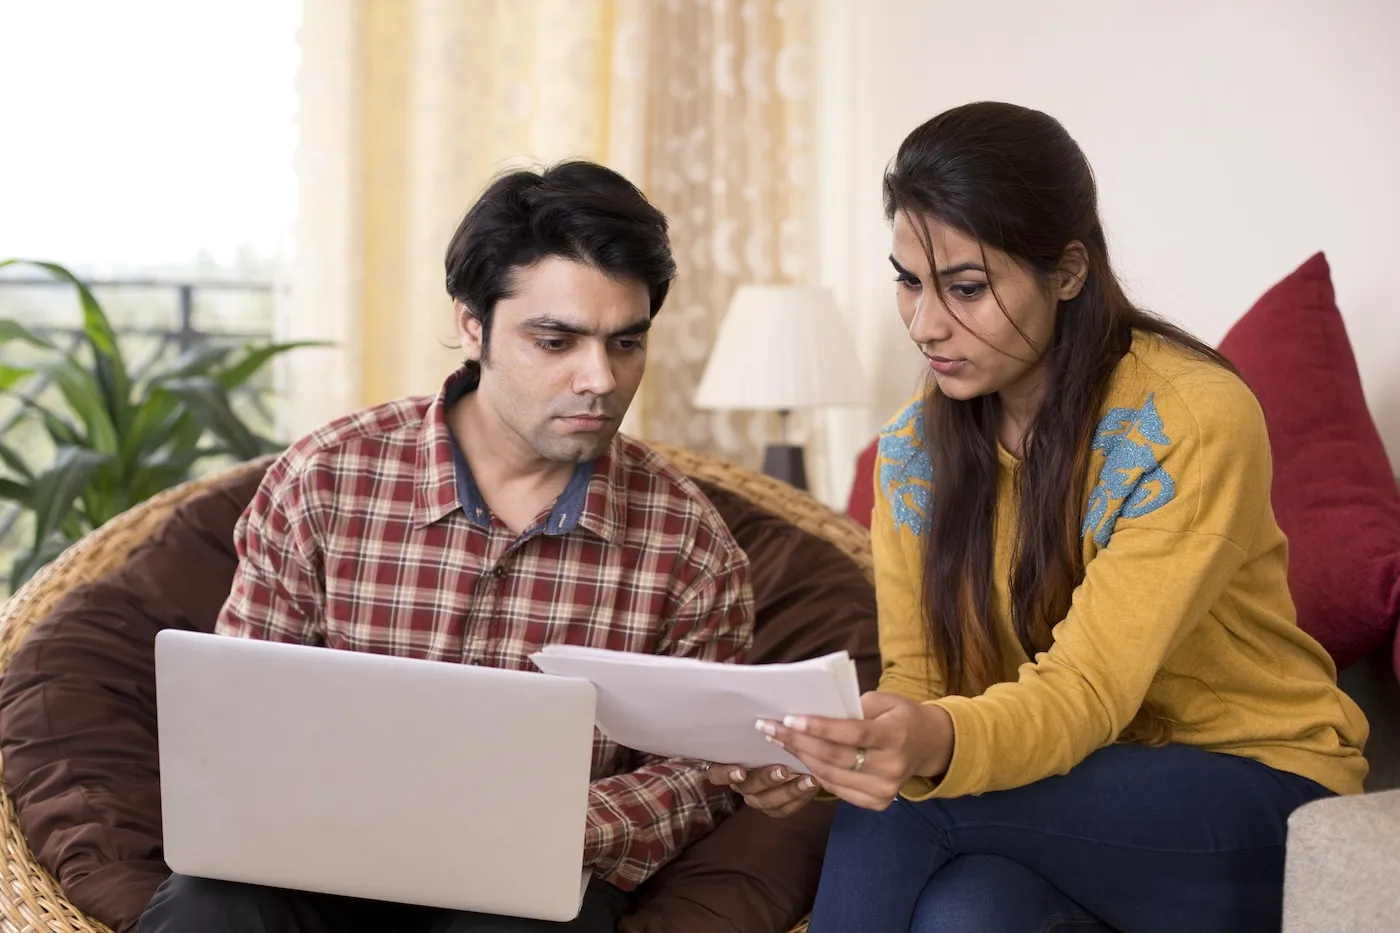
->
[708, 101, 1369, 933]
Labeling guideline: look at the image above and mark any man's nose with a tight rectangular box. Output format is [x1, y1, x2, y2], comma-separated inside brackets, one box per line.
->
[573, 342, 617, 396]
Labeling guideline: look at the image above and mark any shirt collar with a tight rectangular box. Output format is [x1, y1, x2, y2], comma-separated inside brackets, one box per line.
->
[578, 440, 626, 545]
[411, 367, 626, 545]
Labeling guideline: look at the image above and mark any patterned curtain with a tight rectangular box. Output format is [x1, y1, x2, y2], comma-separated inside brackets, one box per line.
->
[624, 0, 817, 464]
[286, 0, 816, 470]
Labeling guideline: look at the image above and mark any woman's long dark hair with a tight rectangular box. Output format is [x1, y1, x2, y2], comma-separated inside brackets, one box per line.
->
[886, 103, 1230, 738]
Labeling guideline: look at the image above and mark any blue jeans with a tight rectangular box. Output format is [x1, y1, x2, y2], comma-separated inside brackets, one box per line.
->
[808, 743, 1333, 933]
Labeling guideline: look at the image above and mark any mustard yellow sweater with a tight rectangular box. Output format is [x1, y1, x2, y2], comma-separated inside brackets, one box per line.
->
[875, 332, 1369, 800]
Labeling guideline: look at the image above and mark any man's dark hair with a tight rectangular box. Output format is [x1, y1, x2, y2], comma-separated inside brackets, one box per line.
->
[444, 160, 676, 358]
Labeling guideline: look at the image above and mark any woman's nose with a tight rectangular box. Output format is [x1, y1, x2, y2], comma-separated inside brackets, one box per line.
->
[907, 295, 952, 346]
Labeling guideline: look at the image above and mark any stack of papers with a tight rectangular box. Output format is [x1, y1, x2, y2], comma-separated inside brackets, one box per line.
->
[530, 646, 863, 773]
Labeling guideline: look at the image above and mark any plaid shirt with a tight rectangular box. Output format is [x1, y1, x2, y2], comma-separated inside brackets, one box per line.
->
[216, 369, 755, 890]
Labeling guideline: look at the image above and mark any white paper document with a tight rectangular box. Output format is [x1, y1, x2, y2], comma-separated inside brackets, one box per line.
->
[529, 646, 864, 773]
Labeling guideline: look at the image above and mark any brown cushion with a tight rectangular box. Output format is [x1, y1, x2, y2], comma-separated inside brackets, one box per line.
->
[0, 465, 266, 932]
[619, 480, 880, 933]
[0, 466, 878, 933]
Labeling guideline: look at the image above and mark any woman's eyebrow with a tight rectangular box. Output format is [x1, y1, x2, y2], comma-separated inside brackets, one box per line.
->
[889, 255, 987, 278]
[936, 261, 985, 277]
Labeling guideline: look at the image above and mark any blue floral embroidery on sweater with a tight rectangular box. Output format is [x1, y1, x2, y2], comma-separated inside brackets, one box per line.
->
[1081, 394, 1176, 547]
[878, 400, 933, 536]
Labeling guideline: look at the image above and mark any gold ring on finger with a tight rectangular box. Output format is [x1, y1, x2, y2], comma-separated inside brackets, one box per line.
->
[851, 747, 867, 773]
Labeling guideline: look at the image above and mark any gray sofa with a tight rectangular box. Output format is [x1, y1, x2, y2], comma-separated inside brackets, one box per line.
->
[1283, 647, 1400, 931]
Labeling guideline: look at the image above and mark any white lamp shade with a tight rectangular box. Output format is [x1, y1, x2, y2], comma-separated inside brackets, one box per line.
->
[693, 285, 870, 411]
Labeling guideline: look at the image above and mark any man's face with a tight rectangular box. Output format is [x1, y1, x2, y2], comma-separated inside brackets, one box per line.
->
[457, 256, 650, 464]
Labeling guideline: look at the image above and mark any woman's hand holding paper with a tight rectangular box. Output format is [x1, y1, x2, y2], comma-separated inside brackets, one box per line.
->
[754, 691, 955, 811]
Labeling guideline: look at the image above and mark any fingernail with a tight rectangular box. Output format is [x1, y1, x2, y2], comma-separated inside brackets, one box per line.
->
[801, 776, 817, 790]
[764, 734, 785, 749]
[754, 719, 777, 736]
[772, 767, 787, 781]
[730, 768, 745, 783]
[782, 715, 808, 733]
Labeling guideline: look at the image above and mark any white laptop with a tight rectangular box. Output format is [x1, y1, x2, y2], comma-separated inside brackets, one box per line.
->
[154, 629, 598, 922]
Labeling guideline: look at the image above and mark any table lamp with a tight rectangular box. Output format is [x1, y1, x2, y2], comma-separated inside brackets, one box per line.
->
[693, 284, 869, 490]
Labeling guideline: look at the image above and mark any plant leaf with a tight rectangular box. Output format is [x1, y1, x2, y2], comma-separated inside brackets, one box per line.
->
[81, 449, 129, 527]
[216, 341, 328, 390]
[138, 409, 207, 477]
[12, 396, 84, 448]
[39, 358, 120, 454]
[130, 453, 206, 503]
[38, 409, 83, 448]
[0, 437, 34, 480]
[128, 439, 228, 504]
[151, 342, 236, 384]
[5, 260, 134, 436]
[130, 335, 176, 384]
[10, 532, 78, 591]
[60, 513, 86, 541]
[160, 376, 262, 461]
[21, 260, 121, 358]
[121, 387, 182, 469]
[27, 446, 110, 557]
[0, 320, 57, 351]
[0, 363, 35, 391]
[0, 478, 30, 506]
[168, 409, 205, 453]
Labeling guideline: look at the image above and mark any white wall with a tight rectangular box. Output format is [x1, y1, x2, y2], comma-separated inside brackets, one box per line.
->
[813, 0, 1400, 508]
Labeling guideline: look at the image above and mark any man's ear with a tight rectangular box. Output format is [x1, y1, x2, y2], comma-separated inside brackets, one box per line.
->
[455, 299, 484, 363]
[1055, 241, 1088, 302]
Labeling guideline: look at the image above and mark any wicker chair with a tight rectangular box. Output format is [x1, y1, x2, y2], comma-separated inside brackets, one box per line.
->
[0, 444, 866, 933]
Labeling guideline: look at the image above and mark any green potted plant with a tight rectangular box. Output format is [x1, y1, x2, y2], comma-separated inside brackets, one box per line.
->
[0, 258, 320, 590]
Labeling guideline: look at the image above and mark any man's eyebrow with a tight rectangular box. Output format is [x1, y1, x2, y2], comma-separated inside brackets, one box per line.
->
[609, 318, 652, 338]
[519, 315, 590, 336]
[518, 315, 652, 338]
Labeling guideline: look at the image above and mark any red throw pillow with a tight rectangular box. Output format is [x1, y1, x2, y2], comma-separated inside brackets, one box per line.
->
[846, 439, 879, 529]
[1218, 252, 1400, 673]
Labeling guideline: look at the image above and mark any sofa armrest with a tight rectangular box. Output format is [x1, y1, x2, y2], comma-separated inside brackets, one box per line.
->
[1283, 788, 1400, 932]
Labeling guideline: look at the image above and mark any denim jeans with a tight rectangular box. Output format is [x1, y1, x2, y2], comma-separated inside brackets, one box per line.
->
[808, 743, 1333, 933]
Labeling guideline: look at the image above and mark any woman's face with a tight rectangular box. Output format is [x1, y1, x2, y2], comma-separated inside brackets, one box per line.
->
[891, 211, 1081, 410]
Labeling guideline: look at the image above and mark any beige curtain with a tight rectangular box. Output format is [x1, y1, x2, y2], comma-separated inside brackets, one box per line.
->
[283, 0, 816, 470]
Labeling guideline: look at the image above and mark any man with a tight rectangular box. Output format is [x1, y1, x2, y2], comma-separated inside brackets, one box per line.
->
[140, 161, 755, 933]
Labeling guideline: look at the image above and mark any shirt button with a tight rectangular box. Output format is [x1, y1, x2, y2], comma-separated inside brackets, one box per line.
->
[492, 563, 508, 577]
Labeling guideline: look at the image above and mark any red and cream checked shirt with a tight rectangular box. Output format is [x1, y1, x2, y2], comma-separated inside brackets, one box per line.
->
[215, 369, 756, 890]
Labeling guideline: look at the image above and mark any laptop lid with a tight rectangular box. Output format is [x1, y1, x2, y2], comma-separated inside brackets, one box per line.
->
[155, 629, 597, 922]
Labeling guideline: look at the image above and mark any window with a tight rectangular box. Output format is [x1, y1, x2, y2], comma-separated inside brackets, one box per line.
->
[0, 0, 301, 588]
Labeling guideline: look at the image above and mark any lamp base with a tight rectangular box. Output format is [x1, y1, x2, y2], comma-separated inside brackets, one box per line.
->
[761, 443, 807, 491]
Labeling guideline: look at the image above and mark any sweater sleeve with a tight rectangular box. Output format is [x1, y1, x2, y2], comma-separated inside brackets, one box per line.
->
[872, 462, 945, 704]
[913, 378, 1271, 799]
[869, 399, 945, 705]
